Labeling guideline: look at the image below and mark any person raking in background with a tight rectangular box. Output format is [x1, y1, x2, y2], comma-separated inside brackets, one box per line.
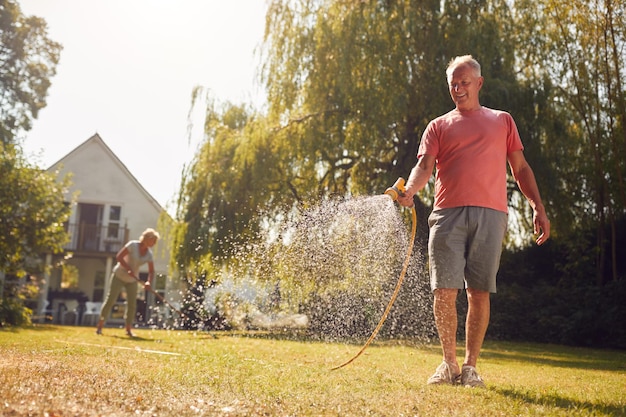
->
[96, 228, 160, 337]
[396, 55, 550, 387]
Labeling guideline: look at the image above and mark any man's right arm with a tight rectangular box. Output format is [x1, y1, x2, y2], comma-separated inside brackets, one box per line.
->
[397, 154, 436, 207]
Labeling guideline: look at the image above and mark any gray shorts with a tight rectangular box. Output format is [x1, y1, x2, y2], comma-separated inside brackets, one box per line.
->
[428, 206, 508, 293]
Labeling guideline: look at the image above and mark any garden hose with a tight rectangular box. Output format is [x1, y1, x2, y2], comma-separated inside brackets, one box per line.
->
[131, 275, 184, 317]
[332, 182, 417, 370]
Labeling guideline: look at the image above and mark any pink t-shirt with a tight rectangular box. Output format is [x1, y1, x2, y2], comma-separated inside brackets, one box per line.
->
[418, 106, 524, 213]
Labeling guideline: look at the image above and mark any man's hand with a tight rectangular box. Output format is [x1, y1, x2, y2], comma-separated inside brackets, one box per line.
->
[396, 193, 415, 208]
[534, 206, 551, 245]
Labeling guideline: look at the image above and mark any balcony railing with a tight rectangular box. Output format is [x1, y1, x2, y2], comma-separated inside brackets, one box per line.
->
[64, 223, 129, 254]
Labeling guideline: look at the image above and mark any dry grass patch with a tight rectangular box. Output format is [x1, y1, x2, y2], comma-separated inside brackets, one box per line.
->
[1, 325, 625, 416]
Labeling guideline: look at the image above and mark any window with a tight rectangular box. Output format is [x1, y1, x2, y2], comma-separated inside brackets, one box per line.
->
[107, 206, 121, 239]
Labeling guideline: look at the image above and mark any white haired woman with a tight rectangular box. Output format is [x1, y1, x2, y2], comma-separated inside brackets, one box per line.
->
[96, 228, 159, 337]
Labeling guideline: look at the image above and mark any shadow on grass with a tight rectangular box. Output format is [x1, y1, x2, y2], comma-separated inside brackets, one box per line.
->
[236, 329, 435, 347]
[481, 342, 626, 372]
[493, 386, 626, 416]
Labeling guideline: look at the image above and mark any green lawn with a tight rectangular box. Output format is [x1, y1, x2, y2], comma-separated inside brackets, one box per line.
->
[1, 325, 624, 416]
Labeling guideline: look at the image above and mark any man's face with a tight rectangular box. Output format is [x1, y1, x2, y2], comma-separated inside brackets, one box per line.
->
[447, 63, 483, 111]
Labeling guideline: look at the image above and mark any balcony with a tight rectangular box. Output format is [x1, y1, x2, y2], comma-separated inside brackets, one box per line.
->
[64, 223, 129, 255]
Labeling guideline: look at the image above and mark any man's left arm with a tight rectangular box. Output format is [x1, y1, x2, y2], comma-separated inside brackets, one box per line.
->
[508, 150, 551, 245]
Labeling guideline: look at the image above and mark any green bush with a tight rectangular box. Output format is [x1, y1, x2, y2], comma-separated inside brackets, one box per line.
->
[0, 297, 32, 327]
[490, 280, 626, 349]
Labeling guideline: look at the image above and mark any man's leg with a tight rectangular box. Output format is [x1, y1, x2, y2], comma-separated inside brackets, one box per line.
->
[427, 208, 466, 384]
[464, 288, 490, 367]
[433, 288, 460, 374]
[459, 208, 504, 387]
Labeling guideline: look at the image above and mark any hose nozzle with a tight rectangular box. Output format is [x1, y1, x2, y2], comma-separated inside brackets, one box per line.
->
[384, 177, 406, 201]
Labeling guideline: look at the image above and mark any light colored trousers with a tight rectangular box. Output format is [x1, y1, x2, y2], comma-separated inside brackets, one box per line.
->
[99, 275, 138, 327]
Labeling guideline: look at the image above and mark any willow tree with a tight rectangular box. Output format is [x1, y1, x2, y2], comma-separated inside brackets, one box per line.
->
[171, 89, 293, 278]
[262, 0, 447, 200]
[174, 2, 449, 275]
[261, 0, 548, 243]
[175, 0, 554, 274]
[514, 0, 626, 283]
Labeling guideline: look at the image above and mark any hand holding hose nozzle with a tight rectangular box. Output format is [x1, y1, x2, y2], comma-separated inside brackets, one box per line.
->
[385, 177, 414, 207]
[384, 177, 406, 201]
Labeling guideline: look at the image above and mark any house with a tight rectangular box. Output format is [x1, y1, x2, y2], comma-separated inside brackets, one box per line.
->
[36, 133, 180, 327]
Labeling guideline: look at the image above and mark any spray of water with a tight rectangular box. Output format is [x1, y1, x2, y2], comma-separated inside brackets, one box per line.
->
[195, 194, 436, 342]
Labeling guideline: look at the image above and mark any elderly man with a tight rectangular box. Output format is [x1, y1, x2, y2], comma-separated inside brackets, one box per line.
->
[397, 55, 550, 387]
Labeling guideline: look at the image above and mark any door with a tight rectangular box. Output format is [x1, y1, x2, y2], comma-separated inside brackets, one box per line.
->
[77, 203, 103, 251]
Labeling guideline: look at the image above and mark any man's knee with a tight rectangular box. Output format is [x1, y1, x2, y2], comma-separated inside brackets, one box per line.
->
[466, 288, 490, 305]
[434, 288, 459, 302]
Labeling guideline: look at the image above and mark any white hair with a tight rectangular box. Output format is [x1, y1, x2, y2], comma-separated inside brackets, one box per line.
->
[446, 55, 481, 79]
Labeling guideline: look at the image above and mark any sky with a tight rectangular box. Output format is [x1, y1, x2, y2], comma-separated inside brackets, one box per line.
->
[18, 0, 268, 212]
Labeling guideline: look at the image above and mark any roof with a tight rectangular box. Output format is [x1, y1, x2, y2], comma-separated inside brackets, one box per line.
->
[48, 133, 164, 213]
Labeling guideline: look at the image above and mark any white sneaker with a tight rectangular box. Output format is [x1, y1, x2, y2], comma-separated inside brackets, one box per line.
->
[461, 365, 486, 388]
[427, 361, 460, 385]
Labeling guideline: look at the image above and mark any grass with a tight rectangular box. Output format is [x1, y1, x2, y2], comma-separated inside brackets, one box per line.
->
[1, 325, 625, 416]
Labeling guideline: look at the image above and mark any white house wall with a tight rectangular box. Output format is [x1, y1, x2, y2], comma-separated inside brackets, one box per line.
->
[50, 134, 169, 275]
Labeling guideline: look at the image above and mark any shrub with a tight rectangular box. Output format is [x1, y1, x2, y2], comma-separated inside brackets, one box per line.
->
[0, 297, 32, 327]
[490, 280, 626, 349]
